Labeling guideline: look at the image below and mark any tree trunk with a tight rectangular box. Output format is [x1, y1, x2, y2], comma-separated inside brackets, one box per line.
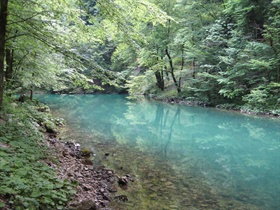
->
[165, 47, 181, 93]
[30, 89, 33, 100]
[154, 70, 164, 91]
[192, 57, 196, 79]
[5, 48, 13, 82]
[178, 44, 184, 92]
[154, 53, 165, 91]
[0, 0, 9, 110]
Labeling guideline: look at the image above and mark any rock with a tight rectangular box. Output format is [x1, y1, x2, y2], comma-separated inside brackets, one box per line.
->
[44, 120, 58, 133]
[118, 176, 129, 189]
[81, 148, 92, 158]
[62, 149, 70, 157]
[82, 184, 92, 191]
[73, 200, 97, 210]
[65, 141, 82, 158]
[108, 186, 118, 193]
[102, 193, 111, 201]
[118, 177, 128, 186]
[48, 139, 117, 210]
[48, 138, 57, 144]
[114, 195, 128, 202]
[125, 174, 134, 181]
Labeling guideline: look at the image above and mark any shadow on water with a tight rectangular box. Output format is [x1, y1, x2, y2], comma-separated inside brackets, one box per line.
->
[36, 94, 280, 210]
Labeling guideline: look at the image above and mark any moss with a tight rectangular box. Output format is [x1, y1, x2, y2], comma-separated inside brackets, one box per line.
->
[81, 148, 91, 158]
[44, 120, 58, 133]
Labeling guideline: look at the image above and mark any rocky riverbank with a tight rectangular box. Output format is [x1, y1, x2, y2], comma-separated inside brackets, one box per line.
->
[45, 133, 132, 210]
[0, 99, 132, 210]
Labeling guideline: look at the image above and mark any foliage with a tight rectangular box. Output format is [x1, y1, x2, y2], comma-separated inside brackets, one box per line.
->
[126, 70, 158, 95]
[242, 82, 280, 113]
[0, 0, 279, 113]
[0, 0, 170, 108]
[0, 96, 76, 209]
[122, 0, 280, 113]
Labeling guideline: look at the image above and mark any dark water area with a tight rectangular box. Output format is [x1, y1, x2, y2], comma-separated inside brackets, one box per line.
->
[35, 94, 280, 210]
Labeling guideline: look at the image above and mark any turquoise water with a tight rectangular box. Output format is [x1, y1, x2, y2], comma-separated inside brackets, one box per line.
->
[36, 94, 280, 210]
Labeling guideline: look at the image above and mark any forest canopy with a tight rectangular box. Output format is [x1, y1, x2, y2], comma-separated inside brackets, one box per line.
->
[0, 0, 279, 114]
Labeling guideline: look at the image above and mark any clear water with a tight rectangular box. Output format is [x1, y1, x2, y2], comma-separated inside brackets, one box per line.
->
[36, 94, 280, 210]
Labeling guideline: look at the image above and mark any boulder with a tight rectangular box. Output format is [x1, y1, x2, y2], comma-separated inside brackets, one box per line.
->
[44, 120, 58, 133]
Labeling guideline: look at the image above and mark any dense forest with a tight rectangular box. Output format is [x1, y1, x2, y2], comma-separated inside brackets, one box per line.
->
[0, 0, 279, 113]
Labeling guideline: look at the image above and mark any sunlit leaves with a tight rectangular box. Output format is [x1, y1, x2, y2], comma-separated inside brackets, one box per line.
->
[126, 70, 157, 95]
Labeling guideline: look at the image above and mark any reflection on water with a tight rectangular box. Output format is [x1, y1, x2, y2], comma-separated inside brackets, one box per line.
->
[36, 94, 280, 210]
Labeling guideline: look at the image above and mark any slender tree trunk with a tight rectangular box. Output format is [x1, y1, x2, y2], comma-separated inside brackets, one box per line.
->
[5, 30, 17, 84]
[29, 73, 35, 100]
[0, 0, 9, 110]
[30, 89, 33, 100]
[192, 57, 196, 79]
[165, 47, 181, 93]
[164, 65, 169, 81]
[5, 48, 13, 82]
[277, 66, 280, 83]
[178, 44, 184, 92]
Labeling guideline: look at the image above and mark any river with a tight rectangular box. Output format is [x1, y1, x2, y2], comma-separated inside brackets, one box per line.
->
[36, 94, 280, 210]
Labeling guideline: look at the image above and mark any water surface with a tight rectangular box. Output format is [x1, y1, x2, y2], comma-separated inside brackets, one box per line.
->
[36, 94, 280, 210]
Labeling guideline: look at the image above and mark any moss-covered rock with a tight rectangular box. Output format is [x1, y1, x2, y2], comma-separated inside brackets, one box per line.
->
[80, 148, 92, 158]
[44, 120, 58, 133]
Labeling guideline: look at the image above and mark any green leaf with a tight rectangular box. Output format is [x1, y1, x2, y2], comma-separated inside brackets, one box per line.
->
[15, 168, 28, 176]
[0, 202, 5, 208]
[31, 191, 42, 198]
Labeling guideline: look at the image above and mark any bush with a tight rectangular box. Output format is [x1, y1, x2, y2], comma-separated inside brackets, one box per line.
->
[242, 83, 280, 113]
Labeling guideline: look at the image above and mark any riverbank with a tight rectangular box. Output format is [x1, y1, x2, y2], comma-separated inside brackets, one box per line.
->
[30, 93, 280, 209]
[45, 135, 117, 210]
[0, 97, 126, 209]
[154, 96, 280, 118]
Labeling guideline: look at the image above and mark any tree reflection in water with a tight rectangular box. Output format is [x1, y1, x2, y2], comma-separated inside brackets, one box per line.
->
[36, 94, 280, 210]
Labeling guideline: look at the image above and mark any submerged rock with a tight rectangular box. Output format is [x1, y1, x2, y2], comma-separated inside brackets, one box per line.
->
[81, 148, 92, 158]
[69, 199, 97, 210]
[114, 195, 128, 202]
[82, 158, 93, 165]
[118, 176, 128, 187]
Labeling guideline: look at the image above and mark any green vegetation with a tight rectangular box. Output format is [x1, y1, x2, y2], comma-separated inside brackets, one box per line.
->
[0, 96, 76, 209]
[0, 0, 169, 103]
[120, 0, 280, 114]
[0, 1, 278, 208]
[0, 0, 279, 113]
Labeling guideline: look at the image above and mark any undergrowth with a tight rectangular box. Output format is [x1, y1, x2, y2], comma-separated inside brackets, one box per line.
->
[0, 96, 76, 209]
